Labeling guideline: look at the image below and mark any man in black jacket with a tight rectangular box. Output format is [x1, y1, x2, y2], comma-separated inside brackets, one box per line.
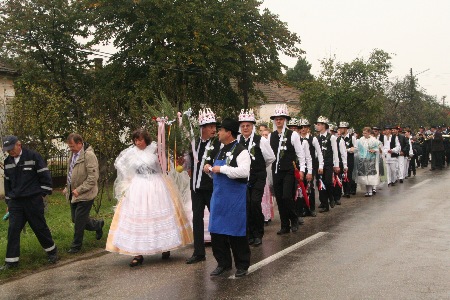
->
[1, 136, 58, 270]
[393, 126, 410, 183]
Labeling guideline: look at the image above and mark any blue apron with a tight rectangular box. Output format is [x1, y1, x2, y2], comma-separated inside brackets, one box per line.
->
[209, 147, 247, 237]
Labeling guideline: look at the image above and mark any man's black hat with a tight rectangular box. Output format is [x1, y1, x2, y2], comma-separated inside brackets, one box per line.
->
[221, 118, 240, 135]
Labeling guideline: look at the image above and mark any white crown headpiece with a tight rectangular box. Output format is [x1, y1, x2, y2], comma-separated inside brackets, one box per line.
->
[287, 117, 300, 127]
[198, 108, 217, 126]
[316, 116, 329, 124]
[270, 104, 291, 120]
[238, 109, 256, 123]
[300, 118, 310, 126]
[339, 121, 349, 128]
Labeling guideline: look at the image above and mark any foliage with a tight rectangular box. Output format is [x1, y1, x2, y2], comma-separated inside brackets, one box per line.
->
[299, 49, 392, 130]
[285, 56, 314, 84]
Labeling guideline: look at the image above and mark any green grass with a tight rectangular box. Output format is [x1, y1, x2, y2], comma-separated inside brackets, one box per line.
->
[0, 188, 115, 280]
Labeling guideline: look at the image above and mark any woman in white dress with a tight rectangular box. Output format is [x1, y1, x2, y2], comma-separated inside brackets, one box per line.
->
[355, 127, 382, 197]
[106, 129, 192, 267]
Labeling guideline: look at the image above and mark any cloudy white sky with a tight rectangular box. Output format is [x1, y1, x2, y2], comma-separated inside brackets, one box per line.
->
[261, 0, 449, 102]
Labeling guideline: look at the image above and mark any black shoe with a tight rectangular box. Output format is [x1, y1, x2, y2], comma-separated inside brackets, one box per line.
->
[248, 238, 255, 245]
[129, 255, 144, 267]
[344, 194, 350, 198]
[335, 200, 341, 205]
[161, 251, 170, 259]
[48, 247, 59, 264]
[210, 266, 232, 276]
[291, 222, 299, 233]
[330, 200, 335, 208]
[0, 262, 18, 271]
[235, 269, 248, 277]
[351, 191, 356, 195]
[186, 255, 206, 264]
[372, 189, 377, 194]
[399, 179, 403, 183]
[276, 228, 290, 235]
[309, 210, 317, 217]
[67, 247, 80, 254]
[319, 207, 329, 213]
[253, 238, 262, 246]
[298, 216, 305, 225]
[96, 219, 105, 240]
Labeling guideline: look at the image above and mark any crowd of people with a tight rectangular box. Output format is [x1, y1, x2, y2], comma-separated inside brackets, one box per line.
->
[1, 104, 448, 278]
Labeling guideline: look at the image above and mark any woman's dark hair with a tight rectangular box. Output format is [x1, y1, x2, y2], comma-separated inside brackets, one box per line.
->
[132, 129, 151, 146]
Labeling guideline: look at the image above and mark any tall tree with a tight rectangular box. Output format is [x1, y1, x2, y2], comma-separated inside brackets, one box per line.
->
[285, 56, 314, 84]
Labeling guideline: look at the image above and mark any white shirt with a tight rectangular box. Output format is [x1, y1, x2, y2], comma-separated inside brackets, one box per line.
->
[383, 135, 400, 161]
[302, 133, 324, 170]
[301, 139, 313, 174]
[220, 149, 251, 179]
[240, 134, 276, 167]
[291, 131, 306, 172]
[14, 150, 23, 164]
[343, 133, 358, 153]
[338, 138, 348, 169]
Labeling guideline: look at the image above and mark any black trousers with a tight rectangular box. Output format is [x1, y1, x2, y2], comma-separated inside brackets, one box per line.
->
[343, 156, 355, 195]
[191, 189, 212, 256]
[247, 186, 265, 239]
[211, 233, 250, 270]
[318, 166, 334, 209]
[70, 199, 102, 249]
[421, 144, 429, 166]
[273, 170, 297, 229]
[6, 195, 56, 263]
[431, 151, 444, 169]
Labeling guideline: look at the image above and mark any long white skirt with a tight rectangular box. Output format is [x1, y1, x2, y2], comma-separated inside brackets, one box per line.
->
[106, 174, 192, 256]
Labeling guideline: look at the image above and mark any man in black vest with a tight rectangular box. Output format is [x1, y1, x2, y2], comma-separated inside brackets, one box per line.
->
[392, 126, 409, 183]
[315, 117, 340, 213]
[330, 124, 347, 206]
[238, 109, 275, 247]
[186, 108, 221, 264]
[298, 118, 324, 217]
[430, 125, 444, 170]
[382, 125, 400, 186]
[269, 104, 306, 234]
[338, 122, 356, 197]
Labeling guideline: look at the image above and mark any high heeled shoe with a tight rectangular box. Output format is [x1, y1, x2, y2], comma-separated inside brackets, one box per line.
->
[161, 251, 170, 259]
[129, 255, 144, 267]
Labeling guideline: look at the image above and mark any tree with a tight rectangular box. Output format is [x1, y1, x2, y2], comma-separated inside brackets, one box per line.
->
[83, 0, 302, 109]
[299, 49, 392, 129]
[285, 56, 314, 84]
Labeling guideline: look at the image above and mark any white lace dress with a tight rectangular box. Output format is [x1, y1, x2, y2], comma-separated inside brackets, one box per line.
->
[106, 143, 192, 256]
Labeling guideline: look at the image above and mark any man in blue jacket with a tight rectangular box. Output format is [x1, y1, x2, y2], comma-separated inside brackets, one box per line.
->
[1, 136, 58, 270]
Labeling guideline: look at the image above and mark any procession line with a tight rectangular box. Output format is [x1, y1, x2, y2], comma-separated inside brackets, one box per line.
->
[410, 179, 431, 189]
[229, 231, 328, 279]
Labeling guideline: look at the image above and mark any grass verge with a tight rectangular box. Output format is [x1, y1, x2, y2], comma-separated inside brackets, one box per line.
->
[0, 189, 115, 281]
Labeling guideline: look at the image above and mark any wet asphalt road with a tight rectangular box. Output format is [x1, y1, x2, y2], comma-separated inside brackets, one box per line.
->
[1, 167, 450, 300]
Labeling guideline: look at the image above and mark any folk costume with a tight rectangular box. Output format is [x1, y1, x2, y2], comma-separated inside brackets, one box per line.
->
[208, 118, 251, 276]
[106, 142, 192, 256]
[355, 135, 381, 196]
[186, 108, 221, 264]
[332, 124, 347, 205]
[382, 126, 400, 186]
[238, 109, 275, 246]
[299, 118, 324, 217]
[339, 122, 357, 197]
[315, 117, 340, 212]
[269, 105, 306, 234]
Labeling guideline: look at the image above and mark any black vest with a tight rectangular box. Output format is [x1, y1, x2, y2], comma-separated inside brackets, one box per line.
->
[239, 135, 267, 188]
[388, 136, 399, 157]
[215, 140, 248, 184]
[190, 137, 221, 190]
[270, 129, 296, 172]
[318, 133, 333, 167]
[301, 135, 318, 171]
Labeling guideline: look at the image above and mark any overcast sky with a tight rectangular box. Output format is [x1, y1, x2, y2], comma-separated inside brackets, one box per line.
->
[260, 0, 449, 102]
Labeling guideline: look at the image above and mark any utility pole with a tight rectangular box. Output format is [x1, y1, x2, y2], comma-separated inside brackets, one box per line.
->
[442, 95, 447, 107]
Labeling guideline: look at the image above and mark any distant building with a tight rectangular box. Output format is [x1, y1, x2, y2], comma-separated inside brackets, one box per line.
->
[252, 81, 301, 122]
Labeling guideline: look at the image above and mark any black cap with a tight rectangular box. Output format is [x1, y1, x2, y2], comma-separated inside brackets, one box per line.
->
[2, 135, 18, 151]
[221, 118, 240, 135]
[384, 125, 393, 130]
